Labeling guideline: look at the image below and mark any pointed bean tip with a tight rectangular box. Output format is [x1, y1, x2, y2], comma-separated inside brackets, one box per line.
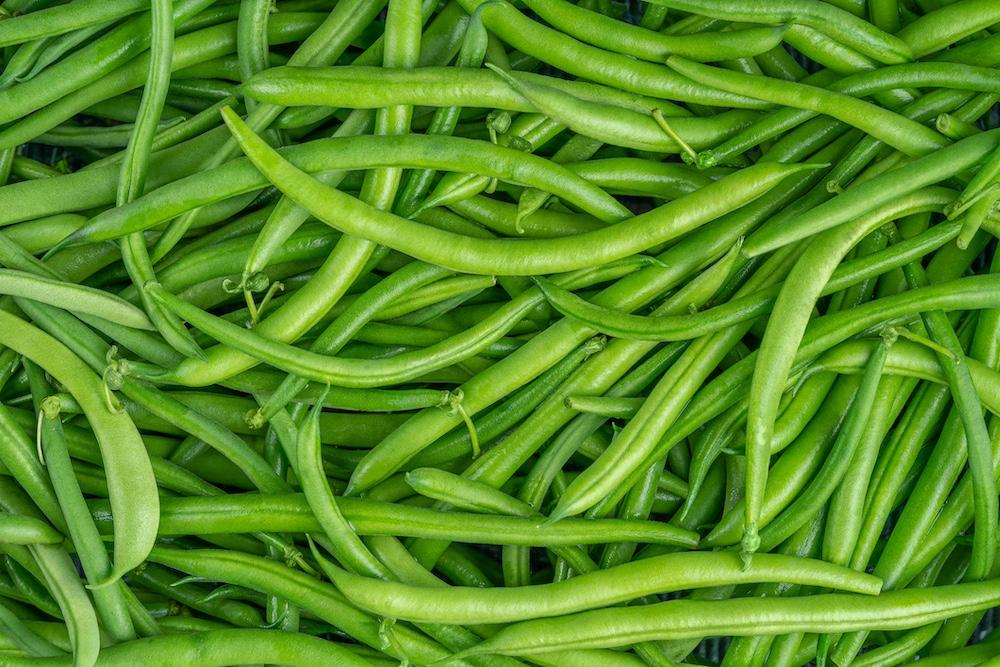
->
[86, 568, 126, 591]
[740, 239, 766, 259]
[432, 649, 477, 666]
[543, 505, 569, 525]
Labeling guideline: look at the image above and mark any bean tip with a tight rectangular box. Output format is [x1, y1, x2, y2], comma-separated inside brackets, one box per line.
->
[543, 505, 569, 525]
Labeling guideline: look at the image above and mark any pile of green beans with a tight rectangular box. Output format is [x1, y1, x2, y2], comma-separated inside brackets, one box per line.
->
[2, 0, 1000, 664]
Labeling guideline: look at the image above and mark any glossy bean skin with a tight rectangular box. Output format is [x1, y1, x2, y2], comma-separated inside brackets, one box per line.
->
[0, 515, 62, 545]
[347, 134, 849, 560]
[639, 0, 912, 64]
[0, 13, 327, 152]
[666, 57, 947, 157]
[455, 580, 1000, 658]
[89, 492, 698, 547]
[586, 282, 1000, 528]
[457, 0, 773, 108]
[138, 258, 646, 389]
[0, 629, 378, 667]
[248, 65, 692, 118]
[532, 217, 958, 342]
[66, 133, 632, 245]
[0, 311, 157, 584]
[0, 0, 214, 126]
[0, 268, 152, 330]
[745, 130, 1000, 256]
[523, 0, 788, 63]
[486, 64, 759, 154]
[8, 2, 1000, 663]
[744, 188, 951, 558]
[324, 551, 881, 625]
[221, 107, 812, 276]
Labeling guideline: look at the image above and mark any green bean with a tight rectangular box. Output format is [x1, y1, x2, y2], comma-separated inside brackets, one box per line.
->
[822, 375, 915, 566]
[3, 552, 62, 618]
[9, 6, 999, 658]
[271, 0, 466, 131]
[0, 37, 51, 89]
[392, 5, 488, 218]
[640, 0, 912, 64]
[487, 64, 759, 155]
[898, 0, 1000, 58]
[127, 562, 263, 628]
[32, 389, 137, 643]
[139, 259, 647, 389]
[297, 389, 385, 579]
[781, 24, 880, 76]
[405, 467, 537, 517]
[562, 396, 642, 419]
[309, 545, 535, 667]
[34, 120, 183, 148]
[7, 628, 386, 666]
[453, 580, 1000, 658]
[667, 57, 946, 156]
[149, 0, 398, 261]
[0, 14, 327, 152]
[566, 158, 714, 199]
[756, 335, 891, 552]
[246, 65, 712, 118]
[0, 598, 62, 657]
[236, 0, 269, 110]
[114, 0, 202, 361]
[455, 0, 774, 108]
[744, 130, 1000, 256]
[366, 134, 852, 565]
[62, 134, 636, 245]
[0, 269, 152, 330]
[415, 336, 606, 468]
[0, 311, 157, 584]
[237, 115, 370, 285]
[523, 0, 787, 63]
[949, 144, 1000, 220]
[325, 551, 879, 626]
[248, 261, 450, 425]
[700, 60, 1000, 171]
[0, 515, 61, 545]
[90, 492, 698, 547]
[900, 260, 997, 580]
[222, 107, 814, 275]
[0, 404, 65, 532]
[447, 196, 603, 238]
[0, 0, 146, 48]
[595, 276, 1000, 529]
[29, 544, 99, 667]
[18, 24, 109, 85]
[144, 545, 476, 665]
[0, 0, 214, 126]
[0, 129, 226, 226]
[744, 188, 952, 560]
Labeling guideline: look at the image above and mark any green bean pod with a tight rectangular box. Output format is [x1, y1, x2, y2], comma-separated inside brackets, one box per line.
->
[454, 580, 1000, 657]
[0, 311, 158, 584]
